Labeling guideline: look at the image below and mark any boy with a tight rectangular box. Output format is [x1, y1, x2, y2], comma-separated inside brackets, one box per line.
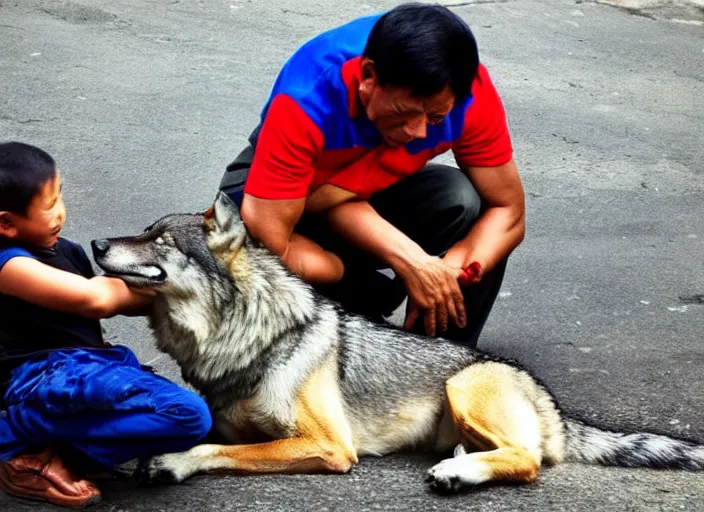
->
[0, 142, 212, 508]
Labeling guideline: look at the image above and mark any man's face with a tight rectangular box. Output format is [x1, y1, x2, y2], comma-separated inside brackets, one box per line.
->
[358, 58, 455, 147]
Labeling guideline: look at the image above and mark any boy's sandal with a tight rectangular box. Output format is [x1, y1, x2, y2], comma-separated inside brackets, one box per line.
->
[0, 448, 101, 509]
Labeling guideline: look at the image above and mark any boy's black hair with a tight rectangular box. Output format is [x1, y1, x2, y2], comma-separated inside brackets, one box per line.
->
[363, 3, 480, 101]
[0, 142, 57, 215]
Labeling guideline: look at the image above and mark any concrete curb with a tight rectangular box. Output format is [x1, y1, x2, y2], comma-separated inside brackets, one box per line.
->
[595, 0, 704, 23]
[435, 0, 703, 23]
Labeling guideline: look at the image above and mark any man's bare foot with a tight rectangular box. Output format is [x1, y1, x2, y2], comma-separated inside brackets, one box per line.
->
[0, 447, 101, 509]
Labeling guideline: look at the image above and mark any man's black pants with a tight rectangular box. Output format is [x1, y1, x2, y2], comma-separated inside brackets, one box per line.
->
[220, 146, 507, 348]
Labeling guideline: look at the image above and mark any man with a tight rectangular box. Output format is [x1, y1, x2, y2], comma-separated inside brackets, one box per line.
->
[219, 3, 525, 348]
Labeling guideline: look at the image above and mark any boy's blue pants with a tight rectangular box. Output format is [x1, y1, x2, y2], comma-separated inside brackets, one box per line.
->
[0, 346, 212, 468]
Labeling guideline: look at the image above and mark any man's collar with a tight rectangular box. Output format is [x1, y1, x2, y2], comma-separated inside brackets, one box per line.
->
[341, 56, 365, 119]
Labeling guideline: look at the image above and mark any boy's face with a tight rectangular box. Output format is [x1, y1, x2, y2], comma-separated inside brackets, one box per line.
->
[0, 173, 66, 248]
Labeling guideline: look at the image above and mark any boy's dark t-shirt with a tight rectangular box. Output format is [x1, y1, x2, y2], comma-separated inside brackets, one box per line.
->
[0, 238, 106, 382]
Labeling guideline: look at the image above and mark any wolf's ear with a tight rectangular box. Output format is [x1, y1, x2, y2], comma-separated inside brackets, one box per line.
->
[211, 191, 242, 232]
[204, 192, 246, 252]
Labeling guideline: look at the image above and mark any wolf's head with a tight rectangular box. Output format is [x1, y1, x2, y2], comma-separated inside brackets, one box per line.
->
[92, 192, 249, 295]
[93, 192, 317, 379]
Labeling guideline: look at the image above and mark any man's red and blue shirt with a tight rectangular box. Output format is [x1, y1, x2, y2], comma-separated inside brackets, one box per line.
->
[244, 13, 513, 200]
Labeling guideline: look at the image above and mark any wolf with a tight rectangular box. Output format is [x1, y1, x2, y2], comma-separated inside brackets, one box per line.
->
[91, 192, 704, 492]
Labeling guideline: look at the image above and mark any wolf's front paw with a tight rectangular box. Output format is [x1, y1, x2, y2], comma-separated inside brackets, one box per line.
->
[425, 455, 487, 493]
[425, 468, 463, 493]
[135, 454, 190, 485]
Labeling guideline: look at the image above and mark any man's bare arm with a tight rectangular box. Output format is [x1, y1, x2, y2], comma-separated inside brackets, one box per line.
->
[442, 158, 525, 276]
[323, 160, 524, 335]
[240, 193, 344, 284]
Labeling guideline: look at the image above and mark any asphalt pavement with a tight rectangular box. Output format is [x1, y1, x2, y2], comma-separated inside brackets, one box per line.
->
[1, 0, 703, 510]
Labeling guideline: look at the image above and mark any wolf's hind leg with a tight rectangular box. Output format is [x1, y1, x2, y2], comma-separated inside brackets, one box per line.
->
[426, 362, 543, 492]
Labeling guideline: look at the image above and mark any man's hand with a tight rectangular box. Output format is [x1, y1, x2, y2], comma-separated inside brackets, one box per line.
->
[324, 200, 476, 336]
[398, 255, 467, 337]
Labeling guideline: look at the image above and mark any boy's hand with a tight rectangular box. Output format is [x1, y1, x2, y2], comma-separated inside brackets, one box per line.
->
[128, 286, 158, 297]
[118, 282, 156, 316]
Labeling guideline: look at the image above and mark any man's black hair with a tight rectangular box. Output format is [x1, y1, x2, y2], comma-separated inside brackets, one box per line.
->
[363, 3, 480, 101]
[0, 142, 57, 215]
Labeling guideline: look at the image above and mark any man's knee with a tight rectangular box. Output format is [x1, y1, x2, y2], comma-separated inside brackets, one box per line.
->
[439, 170, 481, 231]
[419, 168, 482, 252]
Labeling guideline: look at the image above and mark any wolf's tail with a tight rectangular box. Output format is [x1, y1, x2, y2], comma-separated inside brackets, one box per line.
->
[563, 417, 704, 470]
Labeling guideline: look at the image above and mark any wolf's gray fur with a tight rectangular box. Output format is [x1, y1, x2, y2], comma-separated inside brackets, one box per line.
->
[93, 192, 704, 491]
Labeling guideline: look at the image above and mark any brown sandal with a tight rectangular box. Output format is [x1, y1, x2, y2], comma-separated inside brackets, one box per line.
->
[0, 448, 101, 509]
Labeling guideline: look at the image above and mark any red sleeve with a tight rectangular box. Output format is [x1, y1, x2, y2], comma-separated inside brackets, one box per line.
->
[244, 94, 324, 200]
[452, 64, 513, 169]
